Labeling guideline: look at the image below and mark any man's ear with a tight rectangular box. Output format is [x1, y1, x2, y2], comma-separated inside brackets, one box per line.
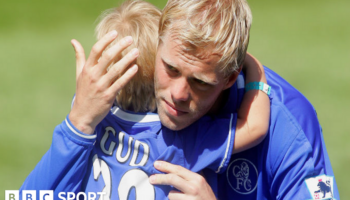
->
[223, 65, 243, 90]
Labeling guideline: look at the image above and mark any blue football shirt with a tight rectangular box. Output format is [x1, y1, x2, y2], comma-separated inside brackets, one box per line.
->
[20, 104, 237, 200]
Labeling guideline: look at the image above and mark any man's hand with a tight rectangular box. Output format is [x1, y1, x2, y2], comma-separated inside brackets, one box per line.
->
[149, 161, 216, 200]
[69, 30, 139, 134]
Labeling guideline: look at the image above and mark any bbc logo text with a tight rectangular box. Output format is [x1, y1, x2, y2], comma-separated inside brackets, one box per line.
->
[5, 190, 106, 200]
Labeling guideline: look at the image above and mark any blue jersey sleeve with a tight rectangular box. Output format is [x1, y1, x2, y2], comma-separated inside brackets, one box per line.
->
[266, 101, 339, 200]
[178, 113, 237, 174]
[266, 102, 317, 199]
[20, 116, 96, 197]
[264, 67, 340, 200]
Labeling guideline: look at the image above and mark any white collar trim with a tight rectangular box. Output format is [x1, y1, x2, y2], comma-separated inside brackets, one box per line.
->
[111, 107, 160, 123]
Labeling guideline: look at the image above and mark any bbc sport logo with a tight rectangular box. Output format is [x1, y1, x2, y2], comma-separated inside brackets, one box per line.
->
[5, 190, 106, 200]
[5, 190, 53, 200]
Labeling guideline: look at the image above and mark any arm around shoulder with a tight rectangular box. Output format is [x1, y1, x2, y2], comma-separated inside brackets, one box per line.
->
[233, 53, 270, 154]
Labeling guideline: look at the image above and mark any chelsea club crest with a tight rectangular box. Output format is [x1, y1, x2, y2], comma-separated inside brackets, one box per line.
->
[226, 158, 258, 195]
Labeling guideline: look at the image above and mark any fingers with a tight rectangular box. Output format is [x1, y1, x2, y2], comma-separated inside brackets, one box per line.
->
[108, 64, 138, 97]
[104, 48, 139, 84]
[153, 161, 197, 180]
[95, 36, 135, 77]
[168, 190, 184, 200]
[85, 30, 118, 69]
[149, 173, 192, 194]
[149, 161, 202, 194]
[150, 161, 216, 200]
[71, 39, 86, 80]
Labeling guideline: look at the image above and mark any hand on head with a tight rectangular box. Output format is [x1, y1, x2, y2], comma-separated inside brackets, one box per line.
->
[69, 31, 139, 134]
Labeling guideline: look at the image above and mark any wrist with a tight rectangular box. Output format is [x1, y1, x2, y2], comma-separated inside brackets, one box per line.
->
[68, 110, 96, 135]
[245, 82, 271, 96]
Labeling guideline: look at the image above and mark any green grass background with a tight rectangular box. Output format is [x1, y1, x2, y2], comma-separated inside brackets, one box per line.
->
[1, 0, 348, 198]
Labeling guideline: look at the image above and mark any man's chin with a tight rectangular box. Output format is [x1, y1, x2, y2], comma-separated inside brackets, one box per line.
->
[159, 114, 191, 131]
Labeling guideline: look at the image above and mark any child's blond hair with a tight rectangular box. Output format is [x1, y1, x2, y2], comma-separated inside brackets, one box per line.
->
[96, 0, 161, 112]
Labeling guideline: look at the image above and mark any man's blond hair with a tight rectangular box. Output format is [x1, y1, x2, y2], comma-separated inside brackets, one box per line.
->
[159, 0, 252, 78]
[96, 0, 161, 112]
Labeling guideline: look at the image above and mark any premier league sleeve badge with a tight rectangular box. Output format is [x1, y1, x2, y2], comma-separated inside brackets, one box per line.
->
[305, 175, 335, 200]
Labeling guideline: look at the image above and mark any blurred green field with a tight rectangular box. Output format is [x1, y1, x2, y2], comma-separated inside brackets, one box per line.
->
[1, 0, 349, 198]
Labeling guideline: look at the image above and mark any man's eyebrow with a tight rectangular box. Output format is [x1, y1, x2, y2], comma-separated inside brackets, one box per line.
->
[161, 56, 178, 68]
[162, 55, 218, 85]
[193, 74, 219, 85]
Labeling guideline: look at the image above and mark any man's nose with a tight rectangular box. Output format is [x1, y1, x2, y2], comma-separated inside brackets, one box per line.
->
[171, 77, 190, 102]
